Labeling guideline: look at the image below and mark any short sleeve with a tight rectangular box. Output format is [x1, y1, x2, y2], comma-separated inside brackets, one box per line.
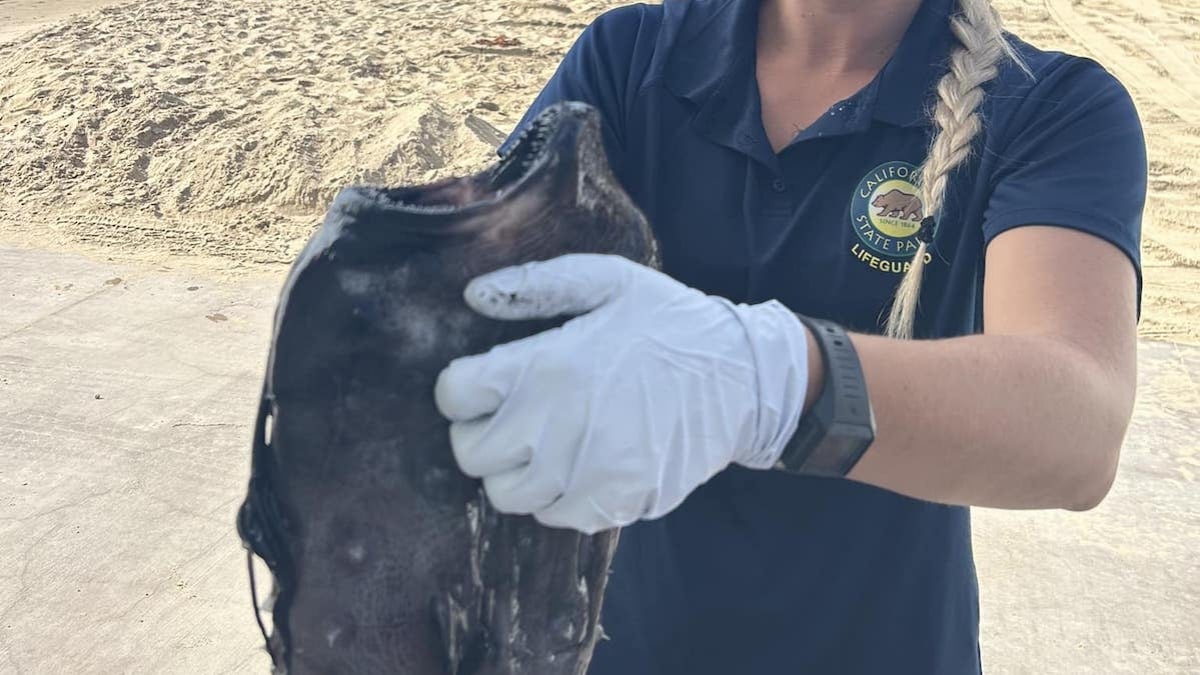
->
[497, 5, 656, 170]
[982, 58, 1148, 298]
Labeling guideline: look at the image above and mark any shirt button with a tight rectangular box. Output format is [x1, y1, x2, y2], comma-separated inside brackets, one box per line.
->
[771, 179, 787, 193]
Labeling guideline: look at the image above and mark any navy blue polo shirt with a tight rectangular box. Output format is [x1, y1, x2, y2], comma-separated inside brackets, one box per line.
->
[499, 1, 1146, 673]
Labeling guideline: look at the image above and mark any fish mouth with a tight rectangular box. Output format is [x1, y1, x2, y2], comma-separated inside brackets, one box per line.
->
[372, 101, 593, 214]
[485, 104, 567, 197]
[316, 100, 634, 257]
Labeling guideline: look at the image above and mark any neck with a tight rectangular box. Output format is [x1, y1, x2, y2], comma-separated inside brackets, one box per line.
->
[757, 0, 927, 73]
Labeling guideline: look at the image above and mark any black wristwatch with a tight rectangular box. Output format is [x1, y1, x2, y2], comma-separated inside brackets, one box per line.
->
[775, 315, 877, 478]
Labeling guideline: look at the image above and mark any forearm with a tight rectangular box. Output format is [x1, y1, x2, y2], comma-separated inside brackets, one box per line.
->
[802, 330, 1135, 511]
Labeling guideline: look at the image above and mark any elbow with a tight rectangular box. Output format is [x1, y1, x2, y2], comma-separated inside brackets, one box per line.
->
[1058, 340, 1135, 513]
[1063, 451, 1118, 512]
[1062, 403, 1129, 512]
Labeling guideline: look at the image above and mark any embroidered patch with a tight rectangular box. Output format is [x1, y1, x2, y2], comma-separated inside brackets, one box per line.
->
[849, 161, 932, 273]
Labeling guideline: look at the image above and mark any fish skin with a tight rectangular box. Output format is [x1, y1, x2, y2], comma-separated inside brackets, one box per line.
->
[237, 102, 659, 675]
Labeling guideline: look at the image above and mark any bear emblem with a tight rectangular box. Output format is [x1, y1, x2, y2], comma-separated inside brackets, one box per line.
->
[872, 189, 924, 221]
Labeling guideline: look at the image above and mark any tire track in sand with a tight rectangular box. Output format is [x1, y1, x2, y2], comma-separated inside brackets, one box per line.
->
[1043, 0, 1200, 125]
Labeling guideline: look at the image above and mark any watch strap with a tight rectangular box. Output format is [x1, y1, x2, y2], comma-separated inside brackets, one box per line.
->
[775, 316, 876, 478]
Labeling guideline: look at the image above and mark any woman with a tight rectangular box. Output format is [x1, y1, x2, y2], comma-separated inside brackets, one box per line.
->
[434, 0, 1147, 672]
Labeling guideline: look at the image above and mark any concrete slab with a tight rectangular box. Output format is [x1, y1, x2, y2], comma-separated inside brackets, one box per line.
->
[0, 245, 1196, 674]
[0, 246, 276, 674]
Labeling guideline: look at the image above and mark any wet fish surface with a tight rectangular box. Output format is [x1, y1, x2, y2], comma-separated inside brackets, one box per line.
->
[236, 102, 659, 674]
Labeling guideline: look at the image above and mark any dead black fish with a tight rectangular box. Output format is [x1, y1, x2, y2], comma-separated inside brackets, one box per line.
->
[236, 101, 659, 674]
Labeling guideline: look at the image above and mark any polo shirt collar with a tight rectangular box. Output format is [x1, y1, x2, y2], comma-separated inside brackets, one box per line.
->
[873, 0, 957, 127]
[663, 0, 957, 130]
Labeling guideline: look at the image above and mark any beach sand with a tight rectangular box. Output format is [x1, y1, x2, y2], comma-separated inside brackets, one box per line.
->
[0, 0, 133, 43]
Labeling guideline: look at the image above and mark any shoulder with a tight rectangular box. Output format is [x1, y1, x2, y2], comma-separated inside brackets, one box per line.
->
[987, 37, 1144, 146]
[586, 0, 708, 40]
[497, 4, 678, 157]
[568, 1, 702, 93]
[1013, 38, 1136, 105]
[587, 2, 665, 32]
[573, 3, 666, 62]
[977, 38, 1147, 285]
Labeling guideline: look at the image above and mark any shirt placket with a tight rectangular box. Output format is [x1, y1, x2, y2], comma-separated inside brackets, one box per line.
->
[744, 159, 796, 304]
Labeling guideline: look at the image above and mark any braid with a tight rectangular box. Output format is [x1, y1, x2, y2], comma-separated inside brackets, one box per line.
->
[884, 0, 1029, 339]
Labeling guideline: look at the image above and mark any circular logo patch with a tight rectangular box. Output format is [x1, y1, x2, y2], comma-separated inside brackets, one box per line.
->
[850, 161, 925, 258]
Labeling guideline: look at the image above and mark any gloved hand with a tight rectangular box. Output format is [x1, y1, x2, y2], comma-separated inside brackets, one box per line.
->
[434, 253, 811, 534]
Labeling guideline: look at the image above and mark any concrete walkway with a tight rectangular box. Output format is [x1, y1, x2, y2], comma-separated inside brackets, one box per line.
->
[0, 246, 273, 673]
[0, 245, 1196, 674]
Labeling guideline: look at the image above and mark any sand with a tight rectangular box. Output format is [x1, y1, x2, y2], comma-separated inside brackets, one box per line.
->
[0, 0, 1197, 340]
[0, 0, 134, 43]
[0, 0, 600, 267]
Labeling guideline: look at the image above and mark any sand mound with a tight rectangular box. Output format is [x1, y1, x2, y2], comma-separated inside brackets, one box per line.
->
[0, 0, 604, 261]
[4, 79, 479, 214]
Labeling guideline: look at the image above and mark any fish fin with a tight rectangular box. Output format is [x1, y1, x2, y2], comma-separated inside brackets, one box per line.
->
[236, 387, 295, 673]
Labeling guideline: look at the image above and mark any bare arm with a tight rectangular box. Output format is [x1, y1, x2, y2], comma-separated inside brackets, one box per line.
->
[803, 226, 1139, 511]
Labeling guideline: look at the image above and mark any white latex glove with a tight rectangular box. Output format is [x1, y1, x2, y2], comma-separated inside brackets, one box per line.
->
[434, 253, 810, 534]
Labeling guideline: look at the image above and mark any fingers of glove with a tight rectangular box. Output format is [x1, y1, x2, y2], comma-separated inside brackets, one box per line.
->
[463, 253, 632, 321]
[482, 462, 565, 515]
[435, 360, 502, 423]
[452, 378, 587, 481]
[533, 497, 616, 536]
[434, 334, 544, 422]
[447, 416, 533, 478]
[534, 490, 651, 535]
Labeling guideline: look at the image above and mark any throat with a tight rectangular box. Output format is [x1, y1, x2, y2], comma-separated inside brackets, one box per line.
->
[756, 68, 876, 152]
[754, 0, 923, 152]
[756, 0, 922, 69]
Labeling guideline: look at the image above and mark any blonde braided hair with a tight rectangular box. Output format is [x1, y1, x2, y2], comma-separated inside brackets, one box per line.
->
[884, 0, 1031, 339]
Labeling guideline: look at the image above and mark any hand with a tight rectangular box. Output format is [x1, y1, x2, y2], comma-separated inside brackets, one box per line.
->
[434, 253, 811, 534]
